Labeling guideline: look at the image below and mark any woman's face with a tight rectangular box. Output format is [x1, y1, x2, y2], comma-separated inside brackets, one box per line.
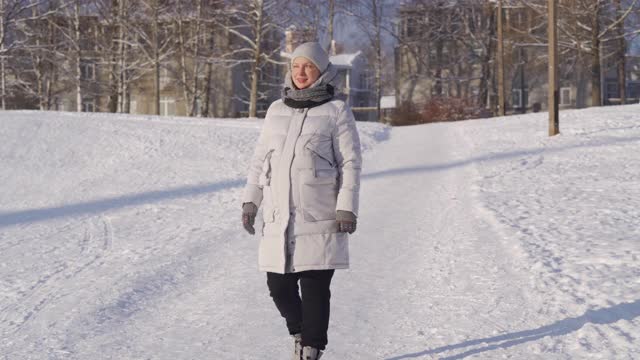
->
[292, 57, 321, 89]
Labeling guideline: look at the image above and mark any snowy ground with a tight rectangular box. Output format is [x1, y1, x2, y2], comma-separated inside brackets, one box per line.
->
[0, 106, 638, 359]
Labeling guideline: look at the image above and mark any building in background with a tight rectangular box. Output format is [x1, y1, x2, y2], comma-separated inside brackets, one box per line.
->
[394, 0, 640, 119]
[9, 11, 282, 118]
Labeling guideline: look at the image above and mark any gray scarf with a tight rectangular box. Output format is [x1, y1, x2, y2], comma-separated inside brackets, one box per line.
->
[282, 64, 338, 109]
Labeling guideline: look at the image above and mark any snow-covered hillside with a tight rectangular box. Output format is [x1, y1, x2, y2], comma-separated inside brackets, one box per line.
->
[0, 106, 638, 359]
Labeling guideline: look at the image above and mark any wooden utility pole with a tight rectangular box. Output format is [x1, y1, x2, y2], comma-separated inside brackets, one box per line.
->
[497, 0, 505, 116]
[548, 0, 559, 136]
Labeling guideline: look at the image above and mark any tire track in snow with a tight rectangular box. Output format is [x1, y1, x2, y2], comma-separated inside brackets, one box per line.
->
[0, 216, 114, 337]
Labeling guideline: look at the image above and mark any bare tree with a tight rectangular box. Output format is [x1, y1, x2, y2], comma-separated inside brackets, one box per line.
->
[343, 0, 395, 122]
[216, 0, 286, 118]
[1, 0, 40, 109]
[126, 0, 174, 115]
[395, 1, 496, 110]
[173, 0, 213, 117]
[13, 0, 68, 110]
[521, 0, 640, 107]
[71, 0, 82, 111]
[616, 0, 627, 104]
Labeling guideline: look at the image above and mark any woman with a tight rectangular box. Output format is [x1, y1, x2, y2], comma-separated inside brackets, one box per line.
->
[241, 42, 362, 360]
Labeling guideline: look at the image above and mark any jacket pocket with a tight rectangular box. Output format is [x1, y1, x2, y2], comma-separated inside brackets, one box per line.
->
[305, 140, 337, 179]
[258, 149, 275, 186]
[301, 176, 338, 222]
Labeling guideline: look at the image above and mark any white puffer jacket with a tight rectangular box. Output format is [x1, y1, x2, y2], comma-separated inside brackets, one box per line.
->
[243, 99, 362, 274]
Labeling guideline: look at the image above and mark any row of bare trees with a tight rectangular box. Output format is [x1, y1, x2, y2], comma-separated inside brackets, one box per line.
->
[522, 0, 640, 106]
[395, 0, 640, 123]
[1, 0, 395, 120]
[0, 0, 288, 117]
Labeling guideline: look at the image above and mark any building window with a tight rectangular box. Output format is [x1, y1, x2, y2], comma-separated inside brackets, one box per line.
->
[160, 68, 171, 88]
[359, 72, 371, 90]
[628, 82, 640, 100]
[509, 8, 527, 31]
[160, 96, 175, 116]
[405, 16, 419, 39]
[560, 87, 571, 106]
[194, 98, 202, 116]
[55, 97, 71, 111]
[606, 82, 619, 101]
[82, 97, 95, 112]
[512, 89, 523, 109]
[80, 60, 95, 81]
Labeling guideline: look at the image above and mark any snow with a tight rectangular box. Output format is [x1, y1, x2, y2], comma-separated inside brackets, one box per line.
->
[329, 51, 362, 67]
[1, 106, 639, 359]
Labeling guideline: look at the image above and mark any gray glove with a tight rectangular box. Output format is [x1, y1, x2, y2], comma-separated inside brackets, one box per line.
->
[242, 202, 258, 235]
[336, 210, 357, 234]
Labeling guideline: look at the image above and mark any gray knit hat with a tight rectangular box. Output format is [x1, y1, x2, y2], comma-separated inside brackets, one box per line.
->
[290, 42, 330, 73]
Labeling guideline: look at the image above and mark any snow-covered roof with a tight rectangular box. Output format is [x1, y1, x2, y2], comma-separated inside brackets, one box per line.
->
[280, 50, 362, 68]
[329, 51, 362, 67]
[380, 95, 396, 109]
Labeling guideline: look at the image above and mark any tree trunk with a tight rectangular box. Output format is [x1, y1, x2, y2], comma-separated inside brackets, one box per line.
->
[192, 0, 203, 116]
[434, 39, 443, 96]
[1, 0, 6, 110]
[591, 2, 601, 107]
[74, 0, 82, 112]
[153, 0, 160, 115]
[177, 11, 191, 116]
[177, 0, 203, 117]
[117, 0, 126, 112]
[45, 17, 56, 110]
[615, 0, 626, 105]
[326, 0, 334, 53]
[372, 0, 382, 122]
[481, 2, 496, 111]
[497, 0, 505, 115]
[202, 32, 214, 117]
[45, 74, 53, 110]
[107, 0, 119, 112]
[248, 0, 263, 118]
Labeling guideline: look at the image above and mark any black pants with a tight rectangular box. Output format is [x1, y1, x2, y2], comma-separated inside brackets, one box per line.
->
[266, 270, 335, 350]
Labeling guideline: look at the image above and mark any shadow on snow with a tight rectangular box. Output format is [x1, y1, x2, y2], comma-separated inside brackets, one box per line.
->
[1, 134, 637, 228]
[0, 179, 244, 228]
[386, 299, 640, 360]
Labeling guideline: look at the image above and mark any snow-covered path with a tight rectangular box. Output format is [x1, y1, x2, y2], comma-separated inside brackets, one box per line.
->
[332, 123, 547, 359]
[1, 108, 639, 359]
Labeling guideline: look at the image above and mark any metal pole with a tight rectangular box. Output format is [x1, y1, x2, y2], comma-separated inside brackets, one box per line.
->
[548, 0, 559, 135]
